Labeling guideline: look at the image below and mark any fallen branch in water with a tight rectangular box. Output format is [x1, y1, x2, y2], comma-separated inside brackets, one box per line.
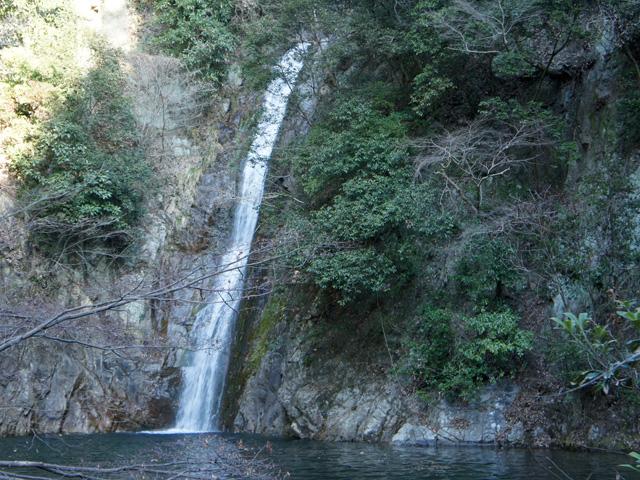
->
[0, 436, 287, 480]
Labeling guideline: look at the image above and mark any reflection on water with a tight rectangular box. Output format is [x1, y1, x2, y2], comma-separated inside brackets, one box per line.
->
[251, 437, 633, 480]
[0, 432, 634, 480]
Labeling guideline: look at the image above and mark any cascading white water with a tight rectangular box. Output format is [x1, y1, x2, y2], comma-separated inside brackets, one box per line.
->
[171, 44, 309, 433]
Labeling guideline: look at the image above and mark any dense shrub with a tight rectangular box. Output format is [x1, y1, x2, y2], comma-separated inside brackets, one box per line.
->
[288, 99, 454, 303]
[455, 237, 522, 305]
[152, 0, 235, 83]
[552, 300, 640, 395]
[10, 44, 152, 251]
[402, 306, 533, 401]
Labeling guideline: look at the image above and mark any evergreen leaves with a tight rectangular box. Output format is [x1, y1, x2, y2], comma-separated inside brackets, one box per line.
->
[9, 43, 152, 252]
[152, 0, 235, 83]
[290, 99, 453, 303]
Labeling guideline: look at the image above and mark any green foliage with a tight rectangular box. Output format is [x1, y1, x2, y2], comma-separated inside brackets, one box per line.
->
[402, 305, 455, 384]
[416, 0, 588, 80]
[492, 52, 537, 79]
[0, 0, 81, 85]
[407, 0, 600, 121]
[410, 63, 455, 114]
[241, 0, 419, 92]
[0, 0, 96, 173]
[152, 0, 235, 82]
[455, 237, 522, 305]
[311, 170, 411, 242]
[237, 0, 329, 89]
[552, 300, 640, 394]
[308, 247, 397, 303]
[0, 0, 154, 253]
[444, 311, 533, 400]
[402, 306, 533, 401]
[621, 452, 640, 472]
[480, 98, 578, 167]
[417, 97, 577, 218]
[335, 0, 417, 87]
[616, 56, 640, 151]
[617, 89, 640, 147]
[290, 98, 454, 303]
[10, 44, 152, 250]
[299, 98, 410, 199]
[545, 329, 590, 384]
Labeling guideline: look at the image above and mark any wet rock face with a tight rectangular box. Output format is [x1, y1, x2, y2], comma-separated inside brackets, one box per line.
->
[233, 345, 408, 442]
[392, 382, 520, 446]
[231, 307, 523, 445]
[0, 340, 178, 435]
[233, 333, 521, 445]
[233, 352, 288, 435]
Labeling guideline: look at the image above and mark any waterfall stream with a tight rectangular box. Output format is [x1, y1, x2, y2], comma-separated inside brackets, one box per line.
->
[171, 44, 308, 433]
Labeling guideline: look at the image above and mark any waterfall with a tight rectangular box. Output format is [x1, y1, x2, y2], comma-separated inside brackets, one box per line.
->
[171, 44, 309, 433]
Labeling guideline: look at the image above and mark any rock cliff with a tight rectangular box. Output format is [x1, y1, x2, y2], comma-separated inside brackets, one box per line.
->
[224, 26, 640, 450]
[0, 0, 237, 435]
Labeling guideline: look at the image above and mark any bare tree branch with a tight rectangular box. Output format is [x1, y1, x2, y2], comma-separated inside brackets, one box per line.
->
[0, 436, 286, 480]
[0, 241, 308, 353]
[415, 107, 560, 211]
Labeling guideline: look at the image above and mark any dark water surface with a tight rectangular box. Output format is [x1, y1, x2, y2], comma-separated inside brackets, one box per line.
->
[0, 432, 635, 480]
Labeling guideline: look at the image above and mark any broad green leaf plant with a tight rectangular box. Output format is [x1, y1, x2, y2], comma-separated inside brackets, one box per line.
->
[552, 300, 640, 394]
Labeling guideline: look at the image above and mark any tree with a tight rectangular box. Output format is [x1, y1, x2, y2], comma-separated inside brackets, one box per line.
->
[418, 0, 591, 92]
[9, 43, 154, 256]
[415, 99, 567, 212]
[400, 305, 533, 401]
[126, 54, 212, 154]
[280, 98, 453, 303]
